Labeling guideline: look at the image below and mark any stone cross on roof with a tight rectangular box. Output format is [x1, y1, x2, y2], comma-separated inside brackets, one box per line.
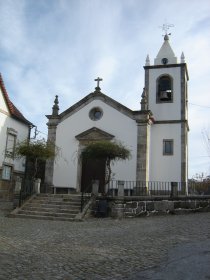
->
[95, 77, 103, 87]
[94, 77, 103, 92]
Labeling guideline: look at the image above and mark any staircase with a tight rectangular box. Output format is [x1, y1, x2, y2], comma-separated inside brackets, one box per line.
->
[9, 194, 83, 221]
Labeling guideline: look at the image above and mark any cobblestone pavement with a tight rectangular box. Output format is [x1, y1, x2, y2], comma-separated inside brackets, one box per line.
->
[0, 211, 210, 280]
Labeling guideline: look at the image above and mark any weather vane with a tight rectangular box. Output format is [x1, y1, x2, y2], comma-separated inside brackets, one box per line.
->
[159, 21, 174, 35]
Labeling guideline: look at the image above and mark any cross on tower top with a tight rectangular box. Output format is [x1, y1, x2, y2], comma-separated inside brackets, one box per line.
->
[94, 77, 103, 89]
[159, 21, 174, 35]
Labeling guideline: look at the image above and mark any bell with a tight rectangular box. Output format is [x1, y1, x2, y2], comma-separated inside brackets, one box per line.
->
[160, 91, 169, 100]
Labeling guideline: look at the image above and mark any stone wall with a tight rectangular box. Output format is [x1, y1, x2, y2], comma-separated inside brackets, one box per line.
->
[0, 178, 15, 200]
[0, 176, 15, 211]
[110, 198, 210, 218]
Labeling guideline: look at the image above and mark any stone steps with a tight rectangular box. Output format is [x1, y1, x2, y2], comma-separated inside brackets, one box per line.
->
[18, 210, 78, 218]
[22, 204, 80, 211]
[11, 214, 76, 222]
[21, 206, 79, 214]
[28, 200, 81, 206]
[9, 194, 84, 221]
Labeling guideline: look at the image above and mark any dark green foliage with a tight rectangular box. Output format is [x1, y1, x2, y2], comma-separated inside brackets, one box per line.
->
[82, 141, 131, 161]
[81, 141, 131, 185]
[15, 139, 57, 161]
[15, 139, 58, 179]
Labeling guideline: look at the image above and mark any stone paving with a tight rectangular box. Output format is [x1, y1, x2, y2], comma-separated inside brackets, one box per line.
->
[0, 211, 210, 279]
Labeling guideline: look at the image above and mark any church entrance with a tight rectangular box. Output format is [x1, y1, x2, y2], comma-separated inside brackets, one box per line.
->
[81, 158, 106, 193]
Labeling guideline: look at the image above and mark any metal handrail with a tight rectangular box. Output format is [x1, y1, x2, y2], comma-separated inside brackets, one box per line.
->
[18, 178, 35, 207]
[81, 184, 92, 212]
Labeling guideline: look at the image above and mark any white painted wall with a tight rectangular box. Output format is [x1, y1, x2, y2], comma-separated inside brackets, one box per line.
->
[0, 89, 9, 112]
[53, 99, 137, 189]
[0, 113, 8, 165]
[148, 67, 181, 121]
[0, 90, 29, 173]
[147, 66, 184, 183]
[149, 123, 181, 182]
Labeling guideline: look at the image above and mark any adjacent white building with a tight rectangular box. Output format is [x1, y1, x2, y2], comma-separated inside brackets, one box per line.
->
[0, 74, 32, 199]
[45, 34, 189, 194]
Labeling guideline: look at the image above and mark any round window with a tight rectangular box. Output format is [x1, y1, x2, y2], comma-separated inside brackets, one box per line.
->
[89, 107, 103, 121]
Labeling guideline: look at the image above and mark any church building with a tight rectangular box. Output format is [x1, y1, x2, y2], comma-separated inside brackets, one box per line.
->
[45, 33, 189, 194]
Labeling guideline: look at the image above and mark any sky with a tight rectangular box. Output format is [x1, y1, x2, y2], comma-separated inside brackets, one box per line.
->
[0, 0, 210, 179]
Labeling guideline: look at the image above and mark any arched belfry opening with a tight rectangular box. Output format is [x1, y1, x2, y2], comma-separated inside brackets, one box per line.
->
[156, 75, 173, 102]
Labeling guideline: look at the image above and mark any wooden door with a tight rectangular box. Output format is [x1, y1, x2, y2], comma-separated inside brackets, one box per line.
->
[81, 158, 106, 193]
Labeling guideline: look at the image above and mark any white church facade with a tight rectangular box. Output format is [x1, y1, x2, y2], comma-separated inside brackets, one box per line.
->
[45, 34, 189, 194]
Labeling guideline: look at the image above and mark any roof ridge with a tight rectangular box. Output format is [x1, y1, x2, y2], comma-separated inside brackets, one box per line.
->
[58, 91, 134, 121]
[0, 73, 32, 125]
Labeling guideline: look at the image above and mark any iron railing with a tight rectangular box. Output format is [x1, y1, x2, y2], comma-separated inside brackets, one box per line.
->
[81, 184, 92, 212]
[19, 178, 35, 207]
[106, 180, 188, 197]
[188, 181, 210, 195]
[80, 180, 210, 210]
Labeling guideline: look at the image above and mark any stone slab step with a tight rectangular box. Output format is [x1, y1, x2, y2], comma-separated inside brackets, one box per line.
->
[18, 210, 77, 218]
[26, 200, 80, 205]
[29, 200, 81, 206]
[34, 196, 82, 201]
[22, 204, 81, 210]
[36, 195, 83, 201]
[9, 213, 79, 222]
[21, 206, 80, 214]
[37, 194, 81, 197]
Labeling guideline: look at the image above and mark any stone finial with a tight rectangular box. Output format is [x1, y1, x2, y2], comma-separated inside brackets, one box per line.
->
[52, 95, 59, 116]
[145, 55, 150, 66]
[164, 34, 169, 41]
[140, 87, 148, 110]
[181, 52, 185, 63]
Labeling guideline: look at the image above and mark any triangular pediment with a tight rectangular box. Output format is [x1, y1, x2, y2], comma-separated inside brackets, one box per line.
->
[75, 127, 114, 141]
[59, 91, 136, 122]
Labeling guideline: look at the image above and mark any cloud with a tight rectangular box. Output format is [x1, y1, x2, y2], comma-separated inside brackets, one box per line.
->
[1, 0, 210, 177]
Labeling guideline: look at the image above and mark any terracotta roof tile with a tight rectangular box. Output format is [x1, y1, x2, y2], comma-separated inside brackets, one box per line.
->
[0, 73, 32, 126]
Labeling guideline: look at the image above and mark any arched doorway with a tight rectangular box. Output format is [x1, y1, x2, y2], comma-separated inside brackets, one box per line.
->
[75, 127, 115, 193]
[81, 157, 106, 193]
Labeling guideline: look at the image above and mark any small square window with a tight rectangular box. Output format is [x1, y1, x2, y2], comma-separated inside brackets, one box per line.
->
[2, 165, 12, 180]
[163, 140, 173, 155]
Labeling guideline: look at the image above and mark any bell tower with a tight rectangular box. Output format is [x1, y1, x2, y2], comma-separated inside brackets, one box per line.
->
[144, 27, 189, 186]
